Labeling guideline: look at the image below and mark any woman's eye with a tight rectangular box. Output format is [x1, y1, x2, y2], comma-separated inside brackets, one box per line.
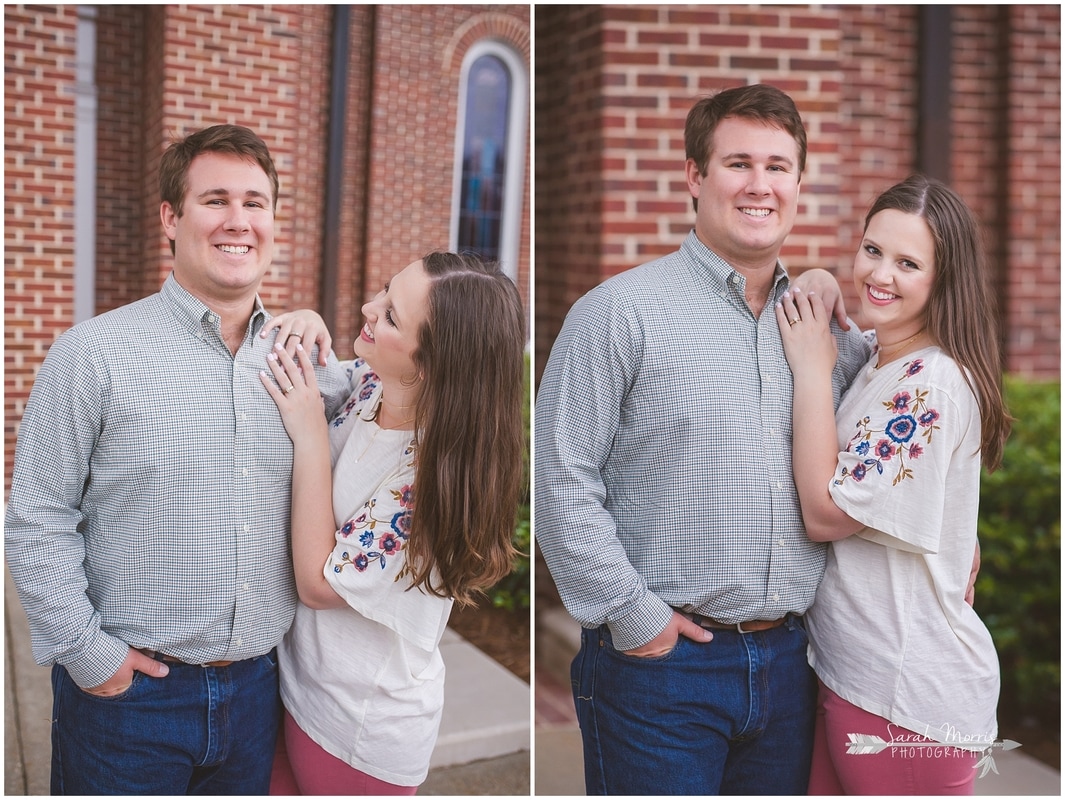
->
[385, 308, 396, 326]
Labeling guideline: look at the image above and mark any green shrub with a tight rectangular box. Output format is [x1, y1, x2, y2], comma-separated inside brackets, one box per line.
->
[976, 376, 1060, 728]
[489, 351, 532, 612]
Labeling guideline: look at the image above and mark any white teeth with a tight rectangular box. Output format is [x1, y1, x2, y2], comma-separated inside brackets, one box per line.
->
[363, 323, 375, 342]
[869, 287, 897, 301]
[741, 208, 771, 218]
[218, 245, 249, 254]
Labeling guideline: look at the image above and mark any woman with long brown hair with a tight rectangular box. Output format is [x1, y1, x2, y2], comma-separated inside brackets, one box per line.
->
[259, 251, 526, 794]
[777, 175, 1010, 794]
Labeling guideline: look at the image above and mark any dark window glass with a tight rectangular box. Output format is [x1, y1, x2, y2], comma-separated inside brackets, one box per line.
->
[458, 55, 510, 260]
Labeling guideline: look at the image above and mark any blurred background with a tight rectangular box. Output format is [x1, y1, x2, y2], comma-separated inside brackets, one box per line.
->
[533, 2, 1059, 782]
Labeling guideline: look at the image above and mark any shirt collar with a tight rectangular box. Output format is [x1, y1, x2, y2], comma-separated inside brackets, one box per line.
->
[160, 272, 268, 338]
[680, 230, 790, 299]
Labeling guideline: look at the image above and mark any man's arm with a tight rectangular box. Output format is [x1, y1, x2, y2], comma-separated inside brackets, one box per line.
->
[534, 289, 711, 652]
[4, 331, 150, 689]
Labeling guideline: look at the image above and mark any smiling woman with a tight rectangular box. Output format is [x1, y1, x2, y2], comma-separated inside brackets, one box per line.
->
[778, 175, 1011, 795]
[259, 250, 527, 795]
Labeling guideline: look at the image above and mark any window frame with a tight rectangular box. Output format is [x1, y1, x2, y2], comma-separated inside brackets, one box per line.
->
[449, 39, 527, 280]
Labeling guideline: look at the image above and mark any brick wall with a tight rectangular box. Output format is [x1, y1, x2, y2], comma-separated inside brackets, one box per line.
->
[1004, 4, 1060, 376]
[4, 4, 79, 477]
[534, 4, 1060, 384]
[533, 5, 606, 375]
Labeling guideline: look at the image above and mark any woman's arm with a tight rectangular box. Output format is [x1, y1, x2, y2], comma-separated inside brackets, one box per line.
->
[260, 342, 347, 609]
[776, 290, 864, 542]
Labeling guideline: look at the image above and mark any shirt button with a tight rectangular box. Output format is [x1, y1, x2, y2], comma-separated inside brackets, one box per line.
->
[242, 582, 250, 591]
[241, 467, 248, 477]
[243, 523, 250, 533]
[778, 538, 786, 546]
[235, 637, 243, 647]
[772, 593, 780, 602]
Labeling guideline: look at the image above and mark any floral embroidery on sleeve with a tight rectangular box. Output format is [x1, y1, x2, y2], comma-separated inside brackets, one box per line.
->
[834, 359, 942, 487]
[331, 361, 379, 429]
[333, 480, 415, 574]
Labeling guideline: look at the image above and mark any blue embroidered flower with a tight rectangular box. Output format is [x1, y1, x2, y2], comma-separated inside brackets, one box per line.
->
[392, 510, 411, 538]
[885, 414, 917, 444]
[359, 530, 374, 547]
[855, 440, 870, 456]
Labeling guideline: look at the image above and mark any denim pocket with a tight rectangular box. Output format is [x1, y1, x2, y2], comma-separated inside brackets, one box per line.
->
[76, 669, 145, 702]
[607, 633, 684, 664]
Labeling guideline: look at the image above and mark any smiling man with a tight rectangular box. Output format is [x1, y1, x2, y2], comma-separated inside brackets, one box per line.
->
[535, 85, 871, 795]
[5, 125, 350, 795]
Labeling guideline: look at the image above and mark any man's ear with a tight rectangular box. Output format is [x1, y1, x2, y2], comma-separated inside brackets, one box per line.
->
[160, 201, 178, 240]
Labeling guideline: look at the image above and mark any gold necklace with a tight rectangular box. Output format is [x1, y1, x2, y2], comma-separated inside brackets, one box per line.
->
[875, 330, 926, 369]
[351, 419, 381, 464]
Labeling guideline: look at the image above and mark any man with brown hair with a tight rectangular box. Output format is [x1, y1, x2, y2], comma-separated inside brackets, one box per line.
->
[6, 124, 349, 794]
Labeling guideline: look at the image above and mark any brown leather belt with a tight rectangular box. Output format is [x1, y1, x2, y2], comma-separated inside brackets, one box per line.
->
[138, 648, 234, 668]
[675, 609, 789, 634]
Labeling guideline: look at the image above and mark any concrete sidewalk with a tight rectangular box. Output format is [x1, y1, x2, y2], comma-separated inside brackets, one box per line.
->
[535, 607, 1061, 797]
[4, 566, 530, 796]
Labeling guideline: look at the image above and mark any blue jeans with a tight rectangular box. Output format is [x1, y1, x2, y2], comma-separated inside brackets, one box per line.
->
[571, 617, 817, 795]
[50, 649, 282, 795]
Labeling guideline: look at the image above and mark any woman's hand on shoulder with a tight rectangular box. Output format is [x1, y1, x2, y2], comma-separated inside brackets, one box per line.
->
[260, 309, 333, 366]
[776, 289, 838, 377]
[260, 342, 329, 447]
[789, 268, 850, 330]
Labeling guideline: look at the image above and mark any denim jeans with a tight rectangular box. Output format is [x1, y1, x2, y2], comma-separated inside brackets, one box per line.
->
[571, 616, 817, 795]
[50, 649, 282, 795]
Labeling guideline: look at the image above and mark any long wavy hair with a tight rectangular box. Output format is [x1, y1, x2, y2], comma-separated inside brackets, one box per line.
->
[864, 175, 1011, 470]
[403, 251, 527, 606]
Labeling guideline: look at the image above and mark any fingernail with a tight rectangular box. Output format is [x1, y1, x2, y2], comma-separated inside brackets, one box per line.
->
[275, 343, 284, 352]
[296, 343, 304, 351]
[268, 353, 276, 362]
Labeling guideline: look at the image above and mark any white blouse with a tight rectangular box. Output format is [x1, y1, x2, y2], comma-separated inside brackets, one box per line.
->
[279, 360, 454, 786]
[806, 346, 999, 750]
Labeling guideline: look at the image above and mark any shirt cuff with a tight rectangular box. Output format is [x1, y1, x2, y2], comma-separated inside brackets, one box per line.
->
[606, 594, 675, 651]
[59, 629, 132, 689]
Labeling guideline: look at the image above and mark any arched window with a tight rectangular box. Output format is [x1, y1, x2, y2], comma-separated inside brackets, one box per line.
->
[451, 41, 527, 279]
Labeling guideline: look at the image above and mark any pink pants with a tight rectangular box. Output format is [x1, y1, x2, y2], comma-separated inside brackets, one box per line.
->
[269, 710, 418, 796]
[809, 680, 978, 795]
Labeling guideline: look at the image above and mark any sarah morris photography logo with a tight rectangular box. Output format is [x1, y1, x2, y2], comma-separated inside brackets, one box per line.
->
[845, 725, 1021, 778]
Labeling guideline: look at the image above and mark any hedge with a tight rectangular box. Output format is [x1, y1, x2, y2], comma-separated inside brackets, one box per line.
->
[976, 376, 1060, 729]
